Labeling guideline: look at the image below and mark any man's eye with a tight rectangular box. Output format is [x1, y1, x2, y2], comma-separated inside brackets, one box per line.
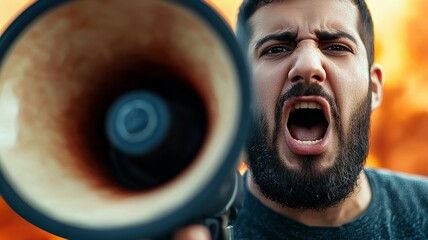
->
[262, 46, 290, 56]
[325, 44, 352, 52]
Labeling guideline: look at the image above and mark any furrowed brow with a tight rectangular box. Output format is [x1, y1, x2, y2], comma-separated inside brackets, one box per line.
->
[315, 30, 358, 45]
[254, 31, 297, 51]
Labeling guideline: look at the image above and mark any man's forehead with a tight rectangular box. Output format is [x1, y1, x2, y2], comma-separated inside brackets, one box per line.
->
[248, 0, 360, 43]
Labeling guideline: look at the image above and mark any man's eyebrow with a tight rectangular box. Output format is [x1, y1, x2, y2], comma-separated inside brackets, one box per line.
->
[316, 30, 358, 45]
[254, 31, 298, 51]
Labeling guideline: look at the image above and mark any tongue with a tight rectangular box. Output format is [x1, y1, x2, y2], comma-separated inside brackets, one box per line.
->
[289, 124, 325, 141]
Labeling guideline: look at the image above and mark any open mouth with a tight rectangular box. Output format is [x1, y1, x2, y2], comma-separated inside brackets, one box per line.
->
[285, 97, 331, 155]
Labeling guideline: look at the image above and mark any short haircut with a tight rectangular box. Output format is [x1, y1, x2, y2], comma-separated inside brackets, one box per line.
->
[236, 0, 374, 67]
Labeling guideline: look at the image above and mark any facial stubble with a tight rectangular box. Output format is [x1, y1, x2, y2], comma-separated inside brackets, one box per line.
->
[245, 82, 371, 211]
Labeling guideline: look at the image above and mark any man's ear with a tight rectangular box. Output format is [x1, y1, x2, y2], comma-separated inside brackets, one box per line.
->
[370, 64, 383, 111]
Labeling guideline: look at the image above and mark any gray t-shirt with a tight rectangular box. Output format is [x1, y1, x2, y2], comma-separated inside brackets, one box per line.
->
[233, 168, 428, 239]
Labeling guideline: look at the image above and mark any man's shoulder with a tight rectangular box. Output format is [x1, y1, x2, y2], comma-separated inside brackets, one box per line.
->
[365, 167, 428, 186]
[365, 167, 428, 206]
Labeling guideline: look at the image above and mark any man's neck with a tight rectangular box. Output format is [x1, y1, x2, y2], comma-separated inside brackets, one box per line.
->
[246, 170, 372, 227]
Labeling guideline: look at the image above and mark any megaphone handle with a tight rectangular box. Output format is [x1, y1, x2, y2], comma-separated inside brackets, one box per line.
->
[202, 170, 241, 240]
[203, 214, 234, 240]
[154, 216, 231, 240]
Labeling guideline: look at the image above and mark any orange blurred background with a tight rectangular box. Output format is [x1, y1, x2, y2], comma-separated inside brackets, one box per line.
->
[1, 0, 427, 239]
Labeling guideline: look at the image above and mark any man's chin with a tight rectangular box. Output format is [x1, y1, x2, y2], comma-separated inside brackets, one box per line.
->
[279, 142, 338, 177]
[279, 157, 332, 185]
[249, 140, 363, 210]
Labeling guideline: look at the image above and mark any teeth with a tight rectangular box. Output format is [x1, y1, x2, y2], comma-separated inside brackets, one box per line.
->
[295, 139, 322, 145]
[293, 101, 322, 111]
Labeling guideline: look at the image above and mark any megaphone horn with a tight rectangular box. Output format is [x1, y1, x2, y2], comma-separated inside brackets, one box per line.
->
[0, 0, 251, 239]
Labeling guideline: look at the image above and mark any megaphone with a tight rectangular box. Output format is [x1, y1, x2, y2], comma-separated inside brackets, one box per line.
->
[0, 0, 251, 239]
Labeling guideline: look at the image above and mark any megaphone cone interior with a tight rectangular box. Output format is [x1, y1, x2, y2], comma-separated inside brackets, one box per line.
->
[0, 0, 249, 238]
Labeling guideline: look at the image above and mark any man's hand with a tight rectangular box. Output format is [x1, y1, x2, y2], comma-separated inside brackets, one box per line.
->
[173, 224, 211, 240]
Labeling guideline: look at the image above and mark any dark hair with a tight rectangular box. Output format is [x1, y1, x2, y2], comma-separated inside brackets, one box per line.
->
[236, 0, 374, 66]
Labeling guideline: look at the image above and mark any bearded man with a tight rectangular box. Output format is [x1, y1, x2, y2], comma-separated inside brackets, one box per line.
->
[175, 0, 428, 239]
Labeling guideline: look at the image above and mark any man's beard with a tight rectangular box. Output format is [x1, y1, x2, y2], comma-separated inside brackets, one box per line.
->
[245, 82, 371, 211]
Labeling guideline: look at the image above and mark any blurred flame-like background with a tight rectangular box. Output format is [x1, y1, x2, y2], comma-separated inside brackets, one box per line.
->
[0, 0, 427, 239]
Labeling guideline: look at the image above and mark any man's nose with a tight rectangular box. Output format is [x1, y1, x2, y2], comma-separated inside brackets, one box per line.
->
[288, 47, 326, 84]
